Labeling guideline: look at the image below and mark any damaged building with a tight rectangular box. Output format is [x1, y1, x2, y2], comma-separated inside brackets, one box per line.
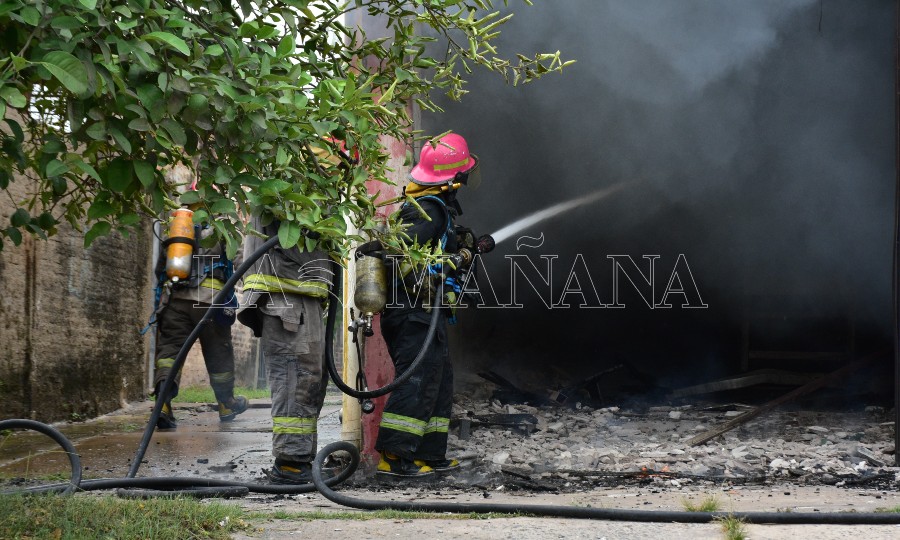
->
[407, 1, 898, 417]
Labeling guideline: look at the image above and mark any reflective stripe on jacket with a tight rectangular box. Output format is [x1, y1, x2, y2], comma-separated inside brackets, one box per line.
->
[242, 273, 329, 299]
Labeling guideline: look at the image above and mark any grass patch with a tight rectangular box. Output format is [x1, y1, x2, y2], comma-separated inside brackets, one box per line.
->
[166, 386, 271, 404]
[120, 422, 142, 433]
[875, 506, 900, 513]
[681, 495, 721, 512]
[0, 494, 249, 540]
[716, 515, 748, 540]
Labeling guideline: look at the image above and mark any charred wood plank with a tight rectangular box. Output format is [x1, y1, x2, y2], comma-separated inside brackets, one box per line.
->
[687, 350, 886, 446]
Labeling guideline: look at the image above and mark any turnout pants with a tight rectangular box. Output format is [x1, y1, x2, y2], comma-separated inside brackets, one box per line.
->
[375, 309, 453, 461]
[259, 295, 328, 463]
[154, 297, 235, 403]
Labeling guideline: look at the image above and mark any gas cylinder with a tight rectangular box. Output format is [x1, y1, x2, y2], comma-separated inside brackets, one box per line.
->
[165, 208, 195, 281]
[354, 253, 387, 319]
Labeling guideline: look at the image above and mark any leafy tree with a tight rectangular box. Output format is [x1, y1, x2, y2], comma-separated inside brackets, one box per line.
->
[0, 0, 571, 257]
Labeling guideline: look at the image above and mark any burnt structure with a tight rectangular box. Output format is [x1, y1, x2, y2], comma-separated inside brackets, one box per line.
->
[420, 1, 897, 407]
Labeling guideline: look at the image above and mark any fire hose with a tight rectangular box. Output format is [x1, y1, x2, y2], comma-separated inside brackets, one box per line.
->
[308, 441, 900, 525]
[4, 239, 900, 524]
[7, 418, 900, 524]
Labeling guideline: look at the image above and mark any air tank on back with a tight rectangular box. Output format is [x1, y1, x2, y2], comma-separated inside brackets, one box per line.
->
[165, 208, 195, 281]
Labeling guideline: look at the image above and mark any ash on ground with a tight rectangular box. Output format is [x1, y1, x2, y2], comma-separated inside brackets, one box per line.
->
[410, 396, 900, 494]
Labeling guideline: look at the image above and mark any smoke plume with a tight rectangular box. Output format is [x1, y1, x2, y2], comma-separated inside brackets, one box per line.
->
[421, 1, 896, 396]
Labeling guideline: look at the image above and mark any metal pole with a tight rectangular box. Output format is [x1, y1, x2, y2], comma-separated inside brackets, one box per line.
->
[148, 219, 161, 392]
[893, 0, 900, 467]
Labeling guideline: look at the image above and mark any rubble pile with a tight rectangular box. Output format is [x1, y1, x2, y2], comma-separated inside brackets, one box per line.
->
[446, 396, 899, 491]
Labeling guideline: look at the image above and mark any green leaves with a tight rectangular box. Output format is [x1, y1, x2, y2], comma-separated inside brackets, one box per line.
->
[45, 159, 68, 177]
[87, 200, 116, 220]
[103, 158, 135, 193]
[276, 34, 295, 57]
[0, 0, 568, 257]
[278, 220, 302, 249]
[84, 221, 111, 248]
[10, 208, 29, 227]
[159, 119, 186, 147]
[134, 161, 155, 188]
[141, 32, 190, 56]
[0, 86, 26, 108]
[38, 52, 88, 95]
[210, 198, 236, 215]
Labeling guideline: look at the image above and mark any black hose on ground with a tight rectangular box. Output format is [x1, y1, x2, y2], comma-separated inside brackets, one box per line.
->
[3, 432, 358, 496]
[0, 419, 81, 496]
[116, 486, 250, 499]
[310, 441, 900, 526]
[7, 423, 900, 526]
[323, 261, 443, 399]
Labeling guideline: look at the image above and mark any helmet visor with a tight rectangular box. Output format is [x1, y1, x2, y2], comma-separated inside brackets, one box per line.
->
[463, 155, 481, 189]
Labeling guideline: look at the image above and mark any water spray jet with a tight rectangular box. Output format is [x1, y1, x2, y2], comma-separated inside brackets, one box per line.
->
[490, 183, 627, 244]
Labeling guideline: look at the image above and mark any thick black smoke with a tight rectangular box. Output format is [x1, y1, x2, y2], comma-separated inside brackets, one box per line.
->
[420, 1, 896, 397]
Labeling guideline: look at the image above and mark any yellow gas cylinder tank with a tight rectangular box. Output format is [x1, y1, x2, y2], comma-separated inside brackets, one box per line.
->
[165, 208, 195, 281]
[354, 253, 387, 316]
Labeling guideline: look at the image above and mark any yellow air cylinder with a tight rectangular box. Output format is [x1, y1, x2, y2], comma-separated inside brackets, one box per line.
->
[165, 208, 195, 281]
[354, 254, 387, 316]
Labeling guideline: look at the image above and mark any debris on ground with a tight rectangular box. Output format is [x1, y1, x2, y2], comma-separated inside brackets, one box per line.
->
[417, 395, 900, 493]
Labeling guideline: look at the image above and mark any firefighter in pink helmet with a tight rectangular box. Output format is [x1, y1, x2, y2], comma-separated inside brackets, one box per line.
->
[364, 133, 492, 478]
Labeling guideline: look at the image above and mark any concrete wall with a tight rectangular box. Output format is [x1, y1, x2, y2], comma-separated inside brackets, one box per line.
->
[0, 179, 153, 421]
[177, 320, 261, 391]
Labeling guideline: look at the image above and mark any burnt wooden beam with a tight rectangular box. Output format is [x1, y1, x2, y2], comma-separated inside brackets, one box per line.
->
[687, 350, 887, 447]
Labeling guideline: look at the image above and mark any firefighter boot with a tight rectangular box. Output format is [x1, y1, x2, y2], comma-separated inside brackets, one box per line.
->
[376, 451, 434, 478]
[157, 401, 177, 430]
[417, 458, 460, 473]
[154, 383, 177, 430]
[266, 459, 337, 485]
[218, 395, 249, 422]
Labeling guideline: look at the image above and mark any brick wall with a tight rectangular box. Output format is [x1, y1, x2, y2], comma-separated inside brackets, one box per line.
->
[0, 178, 153, 421]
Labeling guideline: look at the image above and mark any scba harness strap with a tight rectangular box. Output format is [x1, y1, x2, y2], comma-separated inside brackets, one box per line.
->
[396, 196, 452, 290]
[411, 195, 453, 251]
[142, 226, 236, 334]
[398, 196, 463, 323]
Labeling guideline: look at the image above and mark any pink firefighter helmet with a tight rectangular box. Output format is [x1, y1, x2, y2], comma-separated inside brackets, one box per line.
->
[409, 133, 478, 185]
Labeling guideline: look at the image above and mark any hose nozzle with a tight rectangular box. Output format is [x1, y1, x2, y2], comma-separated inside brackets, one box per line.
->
[476, 234, 495, 254]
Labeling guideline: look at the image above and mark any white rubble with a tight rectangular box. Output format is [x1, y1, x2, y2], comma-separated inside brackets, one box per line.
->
[447, 395, 899, 488]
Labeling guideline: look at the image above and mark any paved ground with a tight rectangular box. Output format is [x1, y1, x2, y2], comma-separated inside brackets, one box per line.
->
[0, 396, 344, 482]
[2, 396, 900, 539]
